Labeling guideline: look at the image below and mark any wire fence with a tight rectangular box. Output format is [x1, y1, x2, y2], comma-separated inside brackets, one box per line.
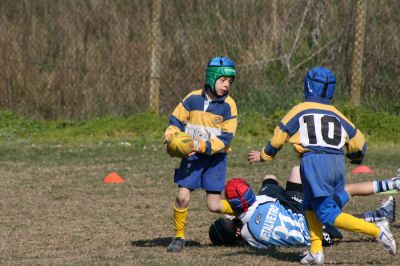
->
[0, 0, 399, 119]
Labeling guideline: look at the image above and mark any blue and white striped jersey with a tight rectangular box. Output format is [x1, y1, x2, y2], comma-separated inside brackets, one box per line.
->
[240, 195, 310, 248]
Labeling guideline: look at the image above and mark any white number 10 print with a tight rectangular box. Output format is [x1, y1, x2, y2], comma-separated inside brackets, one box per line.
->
[299, 114, 346, 149]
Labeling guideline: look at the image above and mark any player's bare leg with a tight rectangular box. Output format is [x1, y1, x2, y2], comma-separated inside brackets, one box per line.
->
[288, 166, 302, 184]
[345, 170, 398, 223]
[206, 192, 235, 215]
[264, 174, 278, 181]
[176, 186, 191, 209]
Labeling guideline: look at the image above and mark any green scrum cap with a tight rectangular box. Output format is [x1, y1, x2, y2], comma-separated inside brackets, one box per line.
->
[205, 56, 236, 93]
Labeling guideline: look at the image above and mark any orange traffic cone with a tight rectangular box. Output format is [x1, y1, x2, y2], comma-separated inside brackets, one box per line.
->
[103, 172, 125, 184]
[351, 165, 373, 174]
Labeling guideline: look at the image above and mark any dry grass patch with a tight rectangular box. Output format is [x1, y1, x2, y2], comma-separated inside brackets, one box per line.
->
[0, 142, 398, 265]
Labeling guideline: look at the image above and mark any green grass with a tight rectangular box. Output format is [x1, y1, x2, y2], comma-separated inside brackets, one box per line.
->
[0, 138, 399, 265]
[1, 108, 400, 145]
[0, 111, 399, 264]
[0, 111, 167, 144]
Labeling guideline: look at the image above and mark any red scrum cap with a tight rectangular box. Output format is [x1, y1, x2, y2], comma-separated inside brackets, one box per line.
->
[224, 178, 256, 212]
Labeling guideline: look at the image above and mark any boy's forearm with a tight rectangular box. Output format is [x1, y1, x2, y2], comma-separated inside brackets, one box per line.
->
[201, 136, 230, 155]
[164, 112, 188, 140]
[260, 126, 287, 161]
[164, 125, 182, 141]
[260, 147, 273, 161]
[346, 129, 367, 164]
[165, 101, 190, 140]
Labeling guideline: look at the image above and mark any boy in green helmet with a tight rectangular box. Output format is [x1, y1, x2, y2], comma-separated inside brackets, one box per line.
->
[164, 56, 238, 252]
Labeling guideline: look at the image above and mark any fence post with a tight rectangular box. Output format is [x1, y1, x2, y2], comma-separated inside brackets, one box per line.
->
[350, 0, 367, 106]
[150, 0, 161, 114]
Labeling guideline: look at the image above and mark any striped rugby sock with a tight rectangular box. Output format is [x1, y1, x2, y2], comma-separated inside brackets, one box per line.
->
[373, 179, 398, 193]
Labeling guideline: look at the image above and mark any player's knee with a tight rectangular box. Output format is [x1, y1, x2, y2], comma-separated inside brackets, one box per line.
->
[288, 166, 301, 184]
[207, 204, 220, 213]
[176, 198, 189, 209]
[176, 192, 190, 208]
[207, 200, 221, 213]
[206, 191, 223, 213]
[263, 174, 277, 181]
[292, 166, 300, 173]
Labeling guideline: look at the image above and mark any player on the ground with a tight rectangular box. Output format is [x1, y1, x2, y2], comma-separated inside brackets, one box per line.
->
[164, 56, 238, 252]
[209, 166, 399, 249]
[247, 66, 396, 264]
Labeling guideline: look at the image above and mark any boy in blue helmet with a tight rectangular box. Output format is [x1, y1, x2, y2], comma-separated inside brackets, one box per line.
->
[164, 56, 238, 252]
[247, 67, 397, 264]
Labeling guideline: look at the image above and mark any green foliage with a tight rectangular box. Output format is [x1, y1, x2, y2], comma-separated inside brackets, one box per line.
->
[233, 82, 302, 116]
[0, 111, 50, 140]
[0, 109, 399, 144]
[237, 103, 400, 143]
[338, 103, 400, 143]
[0, 111, 167, 144]
[236, 112, 271, 139]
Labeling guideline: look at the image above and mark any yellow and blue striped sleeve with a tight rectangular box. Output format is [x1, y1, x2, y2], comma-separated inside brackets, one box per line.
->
[260, 125, 288, 161]
[164, 93, 193, 139]
[334, 109, 367, 164]
[345, 128, 366, 164]
[260, 105, 302, 161]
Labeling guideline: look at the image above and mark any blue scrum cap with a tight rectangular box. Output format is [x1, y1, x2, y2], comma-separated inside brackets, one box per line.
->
[304, 67, 336, 100]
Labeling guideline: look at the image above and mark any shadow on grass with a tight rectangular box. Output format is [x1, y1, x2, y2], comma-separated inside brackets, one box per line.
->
[131, 237, 201, 248]
[338, 238, 376, 244]
[223, 247, 302, 262]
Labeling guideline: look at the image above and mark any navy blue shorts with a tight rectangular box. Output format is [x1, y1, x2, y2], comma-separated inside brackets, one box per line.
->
[174, 153, 227, 192]
[300, 153, 346, 210]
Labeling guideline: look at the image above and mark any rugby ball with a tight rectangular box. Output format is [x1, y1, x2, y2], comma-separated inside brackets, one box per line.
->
[167, 132, 194, 158]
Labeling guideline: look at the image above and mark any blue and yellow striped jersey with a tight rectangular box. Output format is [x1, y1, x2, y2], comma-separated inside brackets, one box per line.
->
[165, 89, 237, 155]
[261, 97, 366, 163]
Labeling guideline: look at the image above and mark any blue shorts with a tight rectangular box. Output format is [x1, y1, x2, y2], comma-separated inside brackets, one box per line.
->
[300, 153, 346, 210]
[174, 153, 227, 192]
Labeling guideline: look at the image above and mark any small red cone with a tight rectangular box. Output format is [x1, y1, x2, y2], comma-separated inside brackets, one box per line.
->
[351, 165, 373, 174]
[103, 172, 125, 184]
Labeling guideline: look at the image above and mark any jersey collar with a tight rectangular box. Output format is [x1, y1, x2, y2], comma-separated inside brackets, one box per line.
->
[304, 96, 332, 105]
[202, 88, 228, 102]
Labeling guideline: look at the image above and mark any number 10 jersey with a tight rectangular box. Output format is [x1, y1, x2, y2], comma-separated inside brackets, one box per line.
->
[260, 97, 366, 164]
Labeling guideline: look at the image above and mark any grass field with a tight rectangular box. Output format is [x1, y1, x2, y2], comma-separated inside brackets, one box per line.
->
[0, 136, 398, 265]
